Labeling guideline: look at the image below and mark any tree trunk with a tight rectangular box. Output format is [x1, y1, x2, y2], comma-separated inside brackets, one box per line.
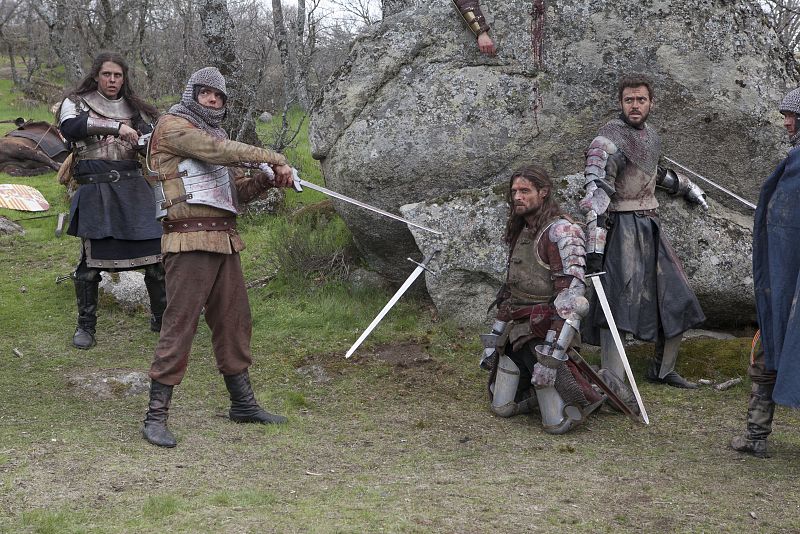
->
[198, 0, 260, 145]
[32, 0, 84, 85]
[293, 0, 311, 110]
[272, 0, 296, 110]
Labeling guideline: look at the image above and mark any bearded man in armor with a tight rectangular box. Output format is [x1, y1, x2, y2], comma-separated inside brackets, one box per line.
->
[453, 0, 496, 56]
[57, 52, 166, 350]
[730, 88, 800, 457]
[579, 74, 708, 389]
[141, 67, 295, 448]
[481, 165, 636, 434]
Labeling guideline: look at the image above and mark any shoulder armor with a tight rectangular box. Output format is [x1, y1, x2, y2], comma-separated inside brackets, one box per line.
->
[81, 91, 136, 120]
[584, 136, 618, 186]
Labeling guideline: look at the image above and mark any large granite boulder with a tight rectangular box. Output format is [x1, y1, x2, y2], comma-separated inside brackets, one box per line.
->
[309, 0, 796, 283]
[400, 176, 755, 328]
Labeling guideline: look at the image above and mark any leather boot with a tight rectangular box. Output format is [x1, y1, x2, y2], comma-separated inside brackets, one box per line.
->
[142, 380, 177, 448]
[224, 370, 287, 424]
[730, 381, 775, 458]
[645, 336, 697, 389]
[144, 264, 167, 333]
[72, 277, 99, 349]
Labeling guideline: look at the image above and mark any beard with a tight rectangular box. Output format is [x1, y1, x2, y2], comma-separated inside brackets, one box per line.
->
[622, 109, 649, 128]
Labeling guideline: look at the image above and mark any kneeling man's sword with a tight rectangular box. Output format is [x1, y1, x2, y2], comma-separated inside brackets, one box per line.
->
[586, 272, 650, 425]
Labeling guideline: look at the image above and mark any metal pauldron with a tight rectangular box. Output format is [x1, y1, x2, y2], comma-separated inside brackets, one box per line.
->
[583, 136, 618, 186]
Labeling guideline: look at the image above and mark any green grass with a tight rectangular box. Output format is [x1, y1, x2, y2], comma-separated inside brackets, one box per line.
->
[2, 85, 800, 533]
[0, 79, 54, 134]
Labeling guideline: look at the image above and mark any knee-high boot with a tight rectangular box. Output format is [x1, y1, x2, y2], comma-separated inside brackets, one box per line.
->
[142, 380, 177, 448]
[144, 263, 167, 333]
[730, 381, 775, 458]
[72, 276, 99, 349]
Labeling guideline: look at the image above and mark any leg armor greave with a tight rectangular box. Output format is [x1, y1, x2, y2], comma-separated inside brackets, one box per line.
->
[490, 355, 538, 417]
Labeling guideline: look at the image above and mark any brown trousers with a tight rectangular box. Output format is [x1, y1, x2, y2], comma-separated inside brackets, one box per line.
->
[149, 251, 253, 385]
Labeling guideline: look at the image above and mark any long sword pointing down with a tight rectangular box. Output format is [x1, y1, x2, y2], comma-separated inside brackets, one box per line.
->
[345, 251, 439, 359]
[586, 272, 650, 425]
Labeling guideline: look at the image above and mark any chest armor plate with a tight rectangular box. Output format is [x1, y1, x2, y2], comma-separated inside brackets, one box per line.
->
[177, 158, 238, 214]
[506, 225, 554, 304]
[74, 93, 139, 162]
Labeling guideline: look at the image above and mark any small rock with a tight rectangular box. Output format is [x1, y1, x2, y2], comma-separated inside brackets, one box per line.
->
[99, 271, 148, 313]
[19, 286, 26, 293]
[295, 364, 332, 384]
[12, 348, 22, 358]
[67, 370, 150, 400]
[0, 216, 24, 236]
[258, 111, 273, 123]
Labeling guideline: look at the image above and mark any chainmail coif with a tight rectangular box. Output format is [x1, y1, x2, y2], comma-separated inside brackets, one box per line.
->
[167, 67, 228, 139]
[779, 87, 800, 147]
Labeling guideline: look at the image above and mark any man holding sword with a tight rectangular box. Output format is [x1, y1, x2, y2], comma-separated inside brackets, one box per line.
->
[141, 67, 294, 448]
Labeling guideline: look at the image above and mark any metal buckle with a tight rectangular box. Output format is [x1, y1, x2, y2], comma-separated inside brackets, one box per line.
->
[109, 170, 121, 182]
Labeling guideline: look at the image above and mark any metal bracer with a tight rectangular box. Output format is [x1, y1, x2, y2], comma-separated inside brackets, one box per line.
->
[658, 167, 708, 210]
[479, 319, 508, 371]
[85, 117, 122, 136]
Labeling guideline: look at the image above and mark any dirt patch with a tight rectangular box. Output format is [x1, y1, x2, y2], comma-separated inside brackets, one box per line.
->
[65, 368, 149, 400]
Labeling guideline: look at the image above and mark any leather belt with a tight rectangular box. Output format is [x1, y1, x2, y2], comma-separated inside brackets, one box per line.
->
[75, 168, 143, 184]
[162, 217, 237, 233]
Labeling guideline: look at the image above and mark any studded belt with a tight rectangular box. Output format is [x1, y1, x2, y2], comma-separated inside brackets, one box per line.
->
[161, 217, 237, 233]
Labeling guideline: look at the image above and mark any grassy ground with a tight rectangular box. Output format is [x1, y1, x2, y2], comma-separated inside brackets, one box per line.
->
[1, 92, 799, 533]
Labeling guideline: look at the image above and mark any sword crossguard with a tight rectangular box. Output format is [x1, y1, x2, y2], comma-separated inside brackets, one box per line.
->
[406, 257, 437, 275]
[585, 271, 607, 278]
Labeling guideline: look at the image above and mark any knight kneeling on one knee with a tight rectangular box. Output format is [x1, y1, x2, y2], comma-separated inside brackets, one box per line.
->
[481, 164, 638, 434]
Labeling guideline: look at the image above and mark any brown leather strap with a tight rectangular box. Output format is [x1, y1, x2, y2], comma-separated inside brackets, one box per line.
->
[153, 170, 188, 181]
[162, 217, 237, 233]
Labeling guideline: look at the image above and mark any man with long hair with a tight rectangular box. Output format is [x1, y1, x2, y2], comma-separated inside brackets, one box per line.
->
[481, 164, 630, 433]
[141, 67, 295, 448]
[57, 52, 166, 350]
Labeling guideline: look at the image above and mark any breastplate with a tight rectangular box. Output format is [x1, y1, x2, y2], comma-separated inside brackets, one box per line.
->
[506, 225, 554, 305]
[74, 92, 139, 162]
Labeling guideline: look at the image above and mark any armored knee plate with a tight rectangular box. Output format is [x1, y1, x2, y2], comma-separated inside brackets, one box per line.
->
[534, 385, 585, 434]
[490, 355, 537, 417]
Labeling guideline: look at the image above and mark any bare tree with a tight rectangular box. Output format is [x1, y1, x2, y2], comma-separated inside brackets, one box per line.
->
[763, 0, 800, 53]
[199, 0, 260, 144]
[31, 0, 84, 84]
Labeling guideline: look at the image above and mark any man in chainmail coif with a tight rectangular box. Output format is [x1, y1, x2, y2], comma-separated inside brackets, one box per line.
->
[141, 67, 295, 448]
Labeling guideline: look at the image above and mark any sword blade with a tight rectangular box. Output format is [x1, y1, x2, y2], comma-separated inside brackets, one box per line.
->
[345, 252, 436, 359]
[296, 178, 442, 235]
[663, 156, 757, 210]
[588, 274, 650, 425]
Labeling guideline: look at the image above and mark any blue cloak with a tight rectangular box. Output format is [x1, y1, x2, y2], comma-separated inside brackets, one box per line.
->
[753, 146, 800, 408]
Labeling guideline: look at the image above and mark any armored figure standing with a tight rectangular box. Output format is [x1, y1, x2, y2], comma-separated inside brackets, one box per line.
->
[731, 88, 800, 457]
[482, 164, 635, 434]
[141, 67, 295, 448]
[57, 52, 166, 349]
[579, 74, 707, 389]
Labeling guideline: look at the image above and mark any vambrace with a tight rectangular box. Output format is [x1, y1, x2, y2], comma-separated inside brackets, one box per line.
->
[585, 209, 607, 255]
[452, 0, 490, 36]
[658, 167, 708, 210]
[549, 219, 587, 282]
[85, 117, 122, 136]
